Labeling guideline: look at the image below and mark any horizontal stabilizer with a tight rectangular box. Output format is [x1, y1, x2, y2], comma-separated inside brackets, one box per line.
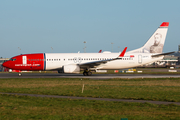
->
[151, 51, 175, 57]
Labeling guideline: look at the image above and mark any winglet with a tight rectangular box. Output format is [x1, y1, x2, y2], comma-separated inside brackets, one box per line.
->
[119, 47, 127, 57]
[98, 50, 102, 53]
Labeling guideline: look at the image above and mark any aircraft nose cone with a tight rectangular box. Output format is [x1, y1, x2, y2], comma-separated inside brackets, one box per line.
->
[2, 61, 8, 68]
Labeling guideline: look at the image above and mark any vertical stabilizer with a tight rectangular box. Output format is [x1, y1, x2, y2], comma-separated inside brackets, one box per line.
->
[128, 22, 169, 53]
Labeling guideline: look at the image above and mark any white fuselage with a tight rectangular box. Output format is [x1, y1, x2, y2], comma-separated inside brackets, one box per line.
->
[45, 53, 163, 70]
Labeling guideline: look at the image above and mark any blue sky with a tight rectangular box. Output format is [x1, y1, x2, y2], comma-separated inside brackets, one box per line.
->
[1, 0, 180, 58]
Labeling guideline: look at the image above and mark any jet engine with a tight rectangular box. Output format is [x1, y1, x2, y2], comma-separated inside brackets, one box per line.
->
[62, 64, 80, 73]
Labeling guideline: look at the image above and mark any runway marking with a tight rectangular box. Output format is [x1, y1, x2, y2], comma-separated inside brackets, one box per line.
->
[1, 92, 180, 105]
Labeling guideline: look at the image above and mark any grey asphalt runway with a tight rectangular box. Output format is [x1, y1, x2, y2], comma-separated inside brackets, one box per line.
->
[1, 73, 180, 79]
[1, 92, 180, 105]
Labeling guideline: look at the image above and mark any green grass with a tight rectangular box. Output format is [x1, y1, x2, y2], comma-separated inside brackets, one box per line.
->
[0, 78, 180, 102]
[1, 94, 180, 120]
[1, 78, 180, 119]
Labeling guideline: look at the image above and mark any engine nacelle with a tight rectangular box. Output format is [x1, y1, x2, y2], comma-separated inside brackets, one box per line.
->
[62, 65, 80, 73]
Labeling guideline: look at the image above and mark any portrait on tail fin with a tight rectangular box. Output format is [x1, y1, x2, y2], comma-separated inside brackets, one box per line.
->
[127, 22, 169, 54]
[150, 33, 163, 53]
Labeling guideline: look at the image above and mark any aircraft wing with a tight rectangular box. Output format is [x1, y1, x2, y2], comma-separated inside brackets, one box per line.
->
[151, 51, 175, 57]
[79, 47, 127, 68]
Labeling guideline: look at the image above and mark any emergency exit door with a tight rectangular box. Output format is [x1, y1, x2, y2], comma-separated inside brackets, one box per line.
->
[22, 56, 27, 64]
[138, 55, 142, 64]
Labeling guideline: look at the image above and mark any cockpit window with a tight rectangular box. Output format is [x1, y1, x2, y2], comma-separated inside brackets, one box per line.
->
[10, 58, 16, 61]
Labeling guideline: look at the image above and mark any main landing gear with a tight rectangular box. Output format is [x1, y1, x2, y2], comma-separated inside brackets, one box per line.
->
[83, 69, 92, 76]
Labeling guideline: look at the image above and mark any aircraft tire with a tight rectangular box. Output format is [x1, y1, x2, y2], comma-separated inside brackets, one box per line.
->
[87, 71, 92, 76]
[83, 72, 87, 76]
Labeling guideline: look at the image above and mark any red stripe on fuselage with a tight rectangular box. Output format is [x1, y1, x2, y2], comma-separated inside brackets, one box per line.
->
[4, 53, 44, 71]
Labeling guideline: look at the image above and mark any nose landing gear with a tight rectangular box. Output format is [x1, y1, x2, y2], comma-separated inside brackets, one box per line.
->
[18, 73, 22, 76]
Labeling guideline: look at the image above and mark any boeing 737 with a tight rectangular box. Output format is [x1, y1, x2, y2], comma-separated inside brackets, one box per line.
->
[3, 22, 173, 76]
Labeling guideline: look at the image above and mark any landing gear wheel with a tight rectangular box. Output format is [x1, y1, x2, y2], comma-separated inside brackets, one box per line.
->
[83, 72, 87, 76]
[87, 71, 92, 76]
[83, 69, 92, 76]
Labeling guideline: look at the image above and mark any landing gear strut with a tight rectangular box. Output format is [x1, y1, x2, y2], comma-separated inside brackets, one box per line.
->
[83, 69, 92, 76]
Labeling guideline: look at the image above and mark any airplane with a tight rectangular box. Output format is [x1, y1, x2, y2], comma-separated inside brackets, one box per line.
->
[3, 22, 174, 76]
